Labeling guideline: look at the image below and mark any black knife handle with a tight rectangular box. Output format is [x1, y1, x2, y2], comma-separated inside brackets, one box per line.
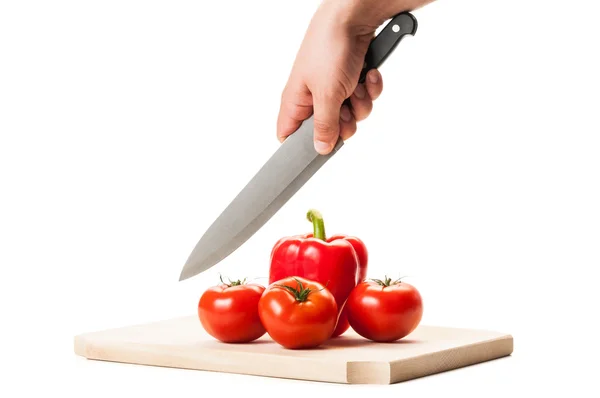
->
[357, 12, 417, 84]
[342, 12, 416, 108]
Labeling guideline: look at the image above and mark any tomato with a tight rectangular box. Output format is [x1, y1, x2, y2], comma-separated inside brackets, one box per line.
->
[258, 276, 338, 349]
[346, 276, 423, 342]
[198, 276, 266, 343]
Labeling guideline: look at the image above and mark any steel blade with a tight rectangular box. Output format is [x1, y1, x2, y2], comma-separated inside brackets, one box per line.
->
[179, 115, 343, 281]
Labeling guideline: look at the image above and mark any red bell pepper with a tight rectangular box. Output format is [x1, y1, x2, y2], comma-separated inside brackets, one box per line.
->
[268, 209, 364, 336]
[328, 234, 368, 336]
[328, 234, 368, 283]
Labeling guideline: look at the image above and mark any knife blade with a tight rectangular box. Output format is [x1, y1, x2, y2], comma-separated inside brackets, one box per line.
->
[179, 12, 418, 281]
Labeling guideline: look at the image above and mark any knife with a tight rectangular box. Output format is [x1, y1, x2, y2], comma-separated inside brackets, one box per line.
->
[179, 12, 418, 281]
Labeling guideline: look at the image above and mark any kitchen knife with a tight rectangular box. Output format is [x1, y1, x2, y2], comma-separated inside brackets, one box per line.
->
[179, 12, 418, 282]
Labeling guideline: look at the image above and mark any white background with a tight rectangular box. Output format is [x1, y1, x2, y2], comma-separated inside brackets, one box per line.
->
[1, 0, 599, 396]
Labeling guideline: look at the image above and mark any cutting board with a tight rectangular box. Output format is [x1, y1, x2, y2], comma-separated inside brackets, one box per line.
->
[74, 316, 513, 385]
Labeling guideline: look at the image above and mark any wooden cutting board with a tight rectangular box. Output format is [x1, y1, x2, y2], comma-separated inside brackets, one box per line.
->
[74, 315, 513, 385]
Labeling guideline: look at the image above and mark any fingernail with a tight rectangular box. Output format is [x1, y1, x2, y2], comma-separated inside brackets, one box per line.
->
[369, 71, 379, 84]
[340, 106, 352, 122]
[354, 84, 366, 99]
[314, 140, 332, 154]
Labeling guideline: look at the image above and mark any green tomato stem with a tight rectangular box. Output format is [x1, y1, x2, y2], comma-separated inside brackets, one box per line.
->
[275, 278, 314, 302]
[306, 209, 326, 241]
[219, 274, 246, 287]
[371, 275, 403, 287]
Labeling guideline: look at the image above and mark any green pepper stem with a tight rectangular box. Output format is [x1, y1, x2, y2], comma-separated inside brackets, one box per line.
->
[306, 209, 326, 240]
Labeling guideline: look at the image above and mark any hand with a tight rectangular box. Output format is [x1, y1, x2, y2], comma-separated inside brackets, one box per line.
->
[276, 0, 434, 155]
[276, 1, 382, 155]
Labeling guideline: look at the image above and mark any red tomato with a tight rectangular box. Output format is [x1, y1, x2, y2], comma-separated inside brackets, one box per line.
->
[346, 277, 423, 342]
[198, 277, 266, 343]
[258, 276, 338, 349]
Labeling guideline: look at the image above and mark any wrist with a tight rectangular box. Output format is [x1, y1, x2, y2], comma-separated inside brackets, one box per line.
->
[321, 0, 432, 34]
[318, 0, 385, 35]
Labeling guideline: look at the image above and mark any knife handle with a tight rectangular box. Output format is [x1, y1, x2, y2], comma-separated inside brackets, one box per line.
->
[361, 12, 417, 83]
[344, 12, 417, 112]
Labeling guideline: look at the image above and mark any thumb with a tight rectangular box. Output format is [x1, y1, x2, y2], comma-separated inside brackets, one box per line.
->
[312, 93, 343, 155]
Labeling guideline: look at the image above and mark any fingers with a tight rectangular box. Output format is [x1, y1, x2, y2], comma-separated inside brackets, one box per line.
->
[349, 84, 373, 122]
[276, 82, 314, 143]
[276, 69, 384, 153]
[312, 92, 344, 154]
[349, 69, 384, 122]
[339, 104, 358, 141]
[365, 69, 383, 101]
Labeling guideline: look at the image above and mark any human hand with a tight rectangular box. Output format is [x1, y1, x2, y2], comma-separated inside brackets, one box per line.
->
[276, 0, 434, 155]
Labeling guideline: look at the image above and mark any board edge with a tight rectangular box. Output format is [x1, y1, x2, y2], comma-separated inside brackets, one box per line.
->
[388, 333, 514, 384]
[346, 361, 391, 384]
[72, 337, 350, 384]
[74, 335, 88, 358]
